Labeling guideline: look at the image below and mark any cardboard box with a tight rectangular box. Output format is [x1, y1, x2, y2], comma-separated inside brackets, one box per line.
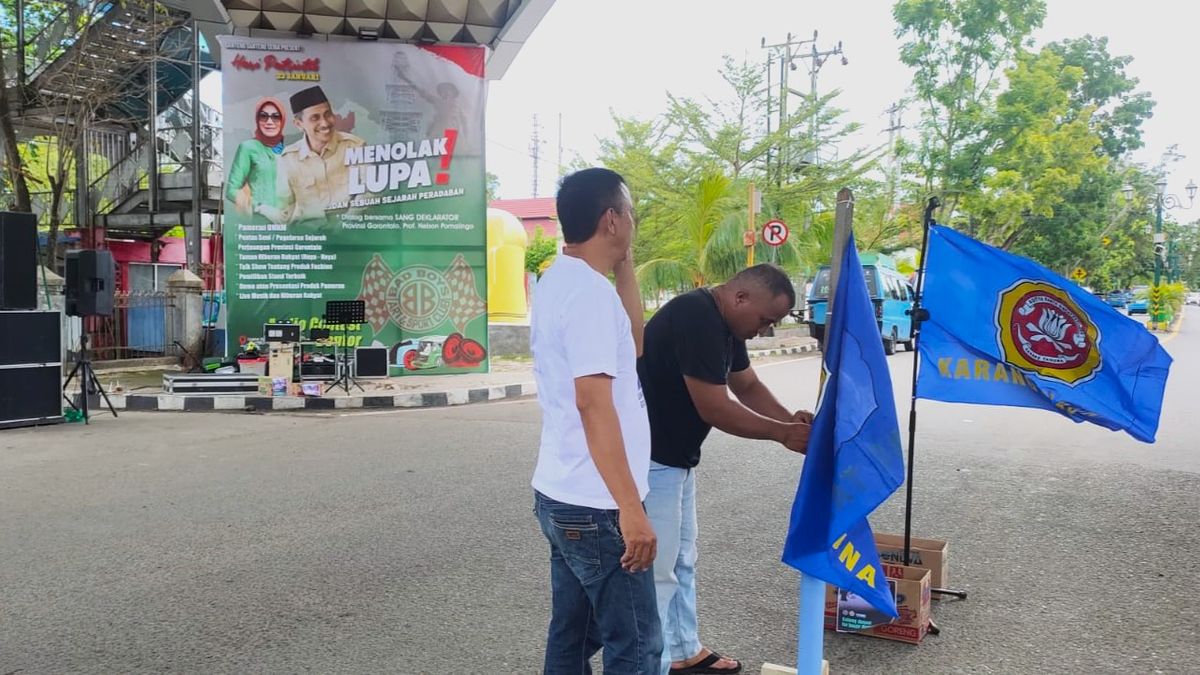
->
[874, 533, 949, 591]
[824, 563, 932, 645]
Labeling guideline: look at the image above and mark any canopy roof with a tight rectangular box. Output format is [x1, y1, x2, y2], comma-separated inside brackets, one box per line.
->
[198, 0, 553, 79]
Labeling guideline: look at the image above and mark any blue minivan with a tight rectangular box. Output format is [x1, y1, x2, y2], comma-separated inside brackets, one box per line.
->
[805, 252, 915, 355]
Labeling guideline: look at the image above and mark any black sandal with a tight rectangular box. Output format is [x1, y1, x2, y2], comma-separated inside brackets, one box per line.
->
[669, 651, 743, 674]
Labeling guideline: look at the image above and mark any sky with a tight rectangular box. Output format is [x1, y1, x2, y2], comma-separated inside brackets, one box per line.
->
[483, 0, 1200, 205]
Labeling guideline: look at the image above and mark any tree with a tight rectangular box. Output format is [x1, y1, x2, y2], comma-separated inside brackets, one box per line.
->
[961, 48, 1106, 251]
[1046, 35, 1155, 160]
[0, 1, 178, 268]
[893, 0, 1048, 216]
[524, 227, 557, 276]
[486, 171, 500, 201]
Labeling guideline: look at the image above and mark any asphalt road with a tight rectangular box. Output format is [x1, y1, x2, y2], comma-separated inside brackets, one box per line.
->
[1, 318, 1197, 674]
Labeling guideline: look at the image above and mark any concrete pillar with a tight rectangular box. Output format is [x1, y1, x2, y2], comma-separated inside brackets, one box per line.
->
[167, 268, 204, 362]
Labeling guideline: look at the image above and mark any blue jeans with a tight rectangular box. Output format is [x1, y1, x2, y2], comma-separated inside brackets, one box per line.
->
[534, 491, 662, 675]
[644, 462, 701, 675]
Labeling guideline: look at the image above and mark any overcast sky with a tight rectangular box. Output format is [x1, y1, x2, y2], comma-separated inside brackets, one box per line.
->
[484, 0, 1200, 206]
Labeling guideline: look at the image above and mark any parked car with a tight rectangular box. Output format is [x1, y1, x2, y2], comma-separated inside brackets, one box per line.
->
[805, 252, 914, 355]
[1103, 291, 1130, 309]
[1125, 286, 1149, 315]
[1187, 292, 1200, 306]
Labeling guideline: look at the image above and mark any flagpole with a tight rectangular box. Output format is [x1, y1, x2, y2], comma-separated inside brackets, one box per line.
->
[796, 188, 854, 675]
[902, 196, 938, 565]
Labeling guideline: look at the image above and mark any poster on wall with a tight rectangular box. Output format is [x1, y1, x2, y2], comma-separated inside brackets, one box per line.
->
[217, 36, 489, 375]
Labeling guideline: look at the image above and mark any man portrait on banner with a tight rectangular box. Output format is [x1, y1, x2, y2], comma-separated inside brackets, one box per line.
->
[270, 85, 365, 225]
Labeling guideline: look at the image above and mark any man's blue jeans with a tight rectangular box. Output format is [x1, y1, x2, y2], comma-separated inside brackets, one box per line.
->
[534, 491, 662, 675]
[644, 462, 702, 675]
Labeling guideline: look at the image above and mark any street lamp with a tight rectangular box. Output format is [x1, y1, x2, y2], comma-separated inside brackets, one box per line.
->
[1124, 176, 1196, 320]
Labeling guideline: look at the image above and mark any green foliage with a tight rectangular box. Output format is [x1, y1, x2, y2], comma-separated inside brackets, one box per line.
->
[892, 0, 1163, 280]
[597, 56, 881, 297]
[524, 228, 558, 276]
[893, 0, 1048, 208]
[486, 171, 500, 201]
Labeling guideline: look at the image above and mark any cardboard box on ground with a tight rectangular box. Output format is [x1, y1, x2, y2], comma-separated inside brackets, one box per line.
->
[874, 533, 949, 591]
[821, 533, 947, 645]
[824, 563, 931, 645]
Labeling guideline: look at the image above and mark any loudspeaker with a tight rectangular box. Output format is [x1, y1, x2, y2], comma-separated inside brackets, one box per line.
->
[0, 309, 63, 429]
[0, 310, 61, 365]
[65, 249, 115, 317]
[0, 211, 37, 310]
[354, 346, 389, 378]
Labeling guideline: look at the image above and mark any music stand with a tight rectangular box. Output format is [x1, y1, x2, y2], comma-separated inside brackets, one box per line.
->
[324, 299, 365, 394]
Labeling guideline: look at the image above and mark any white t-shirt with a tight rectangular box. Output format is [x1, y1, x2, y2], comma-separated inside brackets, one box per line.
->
[530, 254, 651, 510]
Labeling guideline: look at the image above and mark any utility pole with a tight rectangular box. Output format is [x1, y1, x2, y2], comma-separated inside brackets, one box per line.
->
[557, 112, 563, 179]
[529, 114, 542, 198]
[763, 31, 849, 176]
[884, 101, 905, 216]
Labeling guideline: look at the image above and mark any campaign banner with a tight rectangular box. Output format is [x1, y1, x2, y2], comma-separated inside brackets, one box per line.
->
[217, 36, 489, 374]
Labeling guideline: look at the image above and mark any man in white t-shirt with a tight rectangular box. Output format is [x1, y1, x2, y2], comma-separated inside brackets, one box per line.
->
[531, 167, 661, 674]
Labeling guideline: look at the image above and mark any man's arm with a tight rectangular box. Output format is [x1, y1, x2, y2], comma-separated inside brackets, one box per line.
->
[728, 367, 792, 422]
[684, 375, 810, 452]
[613, 250, 644, 356]
[575, 375, 656, 572]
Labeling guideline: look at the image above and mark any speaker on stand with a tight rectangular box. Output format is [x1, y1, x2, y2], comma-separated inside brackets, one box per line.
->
[63, 249, 117, 424]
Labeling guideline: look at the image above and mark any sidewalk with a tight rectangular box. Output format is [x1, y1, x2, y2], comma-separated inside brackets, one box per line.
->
[88, 335, 820, 414]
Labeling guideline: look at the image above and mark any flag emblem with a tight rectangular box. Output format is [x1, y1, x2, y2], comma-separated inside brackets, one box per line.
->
[996, 281, 1101, 385]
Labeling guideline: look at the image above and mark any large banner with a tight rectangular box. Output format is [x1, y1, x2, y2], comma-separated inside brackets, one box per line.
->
[217, 36, 489, 374]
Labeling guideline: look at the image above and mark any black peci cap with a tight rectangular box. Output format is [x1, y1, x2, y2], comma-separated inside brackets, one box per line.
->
[289, 86, 329, 116]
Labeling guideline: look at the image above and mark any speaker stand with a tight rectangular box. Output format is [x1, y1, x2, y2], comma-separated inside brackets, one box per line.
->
[63, 333, 117, 424]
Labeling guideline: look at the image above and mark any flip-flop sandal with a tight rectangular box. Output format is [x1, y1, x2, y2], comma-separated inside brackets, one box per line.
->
[669, 651, 743, 674]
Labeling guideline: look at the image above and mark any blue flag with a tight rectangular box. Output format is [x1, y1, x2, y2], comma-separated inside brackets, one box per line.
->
[917, 225, 1172, 443]
[782, 233, 906, 619]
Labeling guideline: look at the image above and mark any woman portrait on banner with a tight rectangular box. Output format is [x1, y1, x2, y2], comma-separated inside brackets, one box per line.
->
[225, 97, 287, 223]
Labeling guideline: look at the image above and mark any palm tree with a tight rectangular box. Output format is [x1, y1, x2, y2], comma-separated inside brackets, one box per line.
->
[635, 172, 736, 292]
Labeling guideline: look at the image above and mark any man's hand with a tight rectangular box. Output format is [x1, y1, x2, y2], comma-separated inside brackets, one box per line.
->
[618, 508, 656, 573]
[614, 246, 634, 273]
[774, 421, 812, 454]
[792, 409, 815, 425]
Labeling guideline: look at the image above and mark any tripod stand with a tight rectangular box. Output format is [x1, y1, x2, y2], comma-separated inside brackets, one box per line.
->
[63, 332, 117, 424]
[324, 300, 365, 395]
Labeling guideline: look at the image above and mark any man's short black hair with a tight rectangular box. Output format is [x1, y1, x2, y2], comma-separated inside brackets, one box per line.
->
[556, 168, 627, 244]
[732, 264, 796, 306]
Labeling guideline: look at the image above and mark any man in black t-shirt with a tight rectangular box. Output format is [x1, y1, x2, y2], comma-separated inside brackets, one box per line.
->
[637, 264, 812, 675]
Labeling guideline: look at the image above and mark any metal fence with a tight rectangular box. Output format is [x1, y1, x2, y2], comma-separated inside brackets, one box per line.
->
[84, 291, 178, 362]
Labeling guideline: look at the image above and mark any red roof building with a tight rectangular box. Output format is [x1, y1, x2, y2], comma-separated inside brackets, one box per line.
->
[490, 197, 557, 240]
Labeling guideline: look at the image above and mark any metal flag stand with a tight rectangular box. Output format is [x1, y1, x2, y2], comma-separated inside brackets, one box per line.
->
[903, 197, 969, 630]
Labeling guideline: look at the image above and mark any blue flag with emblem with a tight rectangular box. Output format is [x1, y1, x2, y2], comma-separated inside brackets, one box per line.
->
[917, 225, 1172, 443]
[782, 232, 905, 620]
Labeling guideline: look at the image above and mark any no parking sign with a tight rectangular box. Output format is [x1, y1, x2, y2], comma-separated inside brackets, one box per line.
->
[762, 219, 789, 247]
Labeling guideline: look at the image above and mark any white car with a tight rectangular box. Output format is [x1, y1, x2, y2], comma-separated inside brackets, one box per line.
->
[1187, 293, 1200, 306]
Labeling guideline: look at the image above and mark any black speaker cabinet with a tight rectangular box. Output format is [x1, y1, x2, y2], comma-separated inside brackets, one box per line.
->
[354, 346, 389, 378]
[0, 310, 63, 429]
[0, 211, 37, 310]
[65, 249, 115, 317]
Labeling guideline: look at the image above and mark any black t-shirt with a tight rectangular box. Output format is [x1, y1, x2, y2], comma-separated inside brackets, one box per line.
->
[637, 289, 750, 468]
